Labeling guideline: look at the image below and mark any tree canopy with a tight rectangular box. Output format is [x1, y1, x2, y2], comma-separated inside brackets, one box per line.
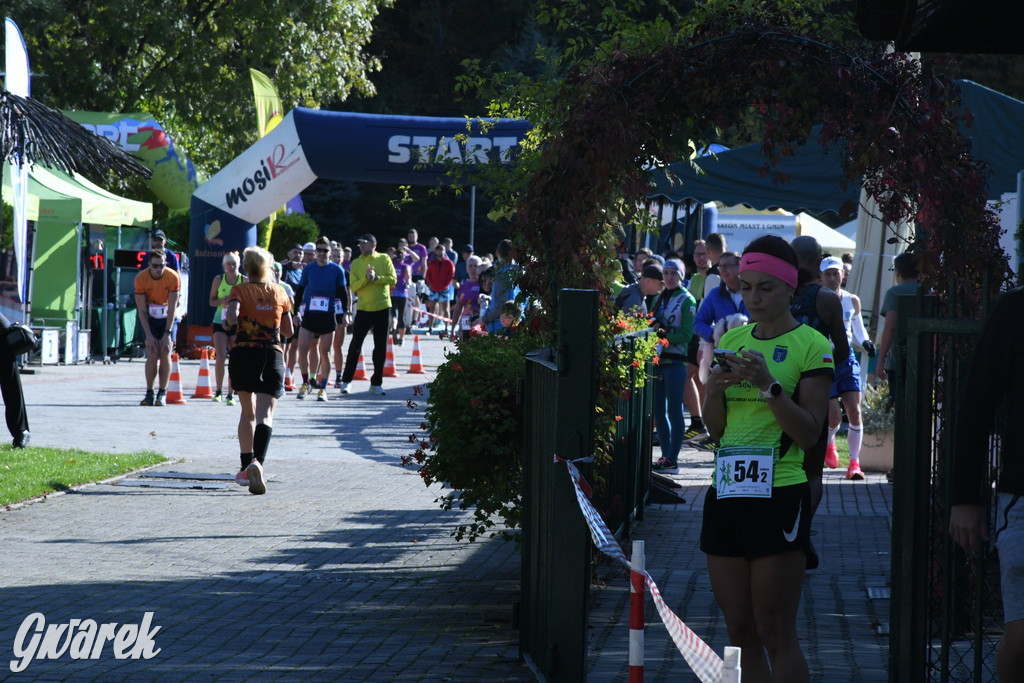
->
[2, 0, 392, 173]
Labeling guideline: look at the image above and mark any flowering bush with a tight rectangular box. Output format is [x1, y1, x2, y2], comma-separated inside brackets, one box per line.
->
[861, 381, 896, 435]
[586, 308, 662, 519]
[404, 330, 545, 542]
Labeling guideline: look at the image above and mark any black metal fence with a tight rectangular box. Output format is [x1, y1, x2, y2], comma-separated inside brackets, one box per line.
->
[608, 327, 656, 537]
[890, 295, 1002, 682]
[518, 290, 654, 681]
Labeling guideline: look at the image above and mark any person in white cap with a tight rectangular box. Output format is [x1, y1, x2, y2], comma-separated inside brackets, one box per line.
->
[820, 255, 875, 480]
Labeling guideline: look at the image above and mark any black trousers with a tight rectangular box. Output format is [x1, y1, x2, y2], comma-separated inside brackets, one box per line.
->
[343, 308, 390, 385]
[0, 343, 28, 437]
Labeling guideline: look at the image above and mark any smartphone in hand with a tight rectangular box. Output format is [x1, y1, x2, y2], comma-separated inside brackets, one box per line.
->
[713, 348, 734, 372]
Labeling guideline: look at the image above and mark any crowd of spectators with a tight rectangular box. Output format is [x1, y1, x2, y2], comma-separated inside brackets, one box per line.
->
[615, 232, 911, 679]
[260, 231, 519, 396]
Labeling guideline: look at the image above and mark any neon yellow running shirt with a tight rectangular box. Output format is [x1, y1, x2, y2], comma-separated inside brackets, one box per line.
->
[715, 323, 835, 487]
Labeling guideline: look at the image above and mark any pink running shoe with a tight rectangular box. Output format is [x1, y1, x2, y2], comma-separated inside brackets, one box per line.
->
[846, 461, 865, 480]
[824, 442, 839, 469]
[246, 461, 267, 495]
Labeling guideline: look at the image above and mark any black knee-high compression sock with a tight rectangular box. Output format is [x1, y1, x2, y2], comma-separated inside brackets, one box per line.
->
[253, 424, 273, 465]
[240, 453, 254, 470]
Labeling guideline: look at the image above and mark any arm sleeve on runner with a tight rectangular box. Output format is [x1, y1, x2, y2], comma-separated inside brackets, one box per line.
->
[336, 285, 348, 312]
[850, 309, 869, 346]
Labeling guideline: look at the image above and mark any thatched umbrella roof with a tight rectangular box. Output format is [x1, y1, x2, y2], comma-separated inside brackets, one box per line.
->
[1, 89, 152, 180]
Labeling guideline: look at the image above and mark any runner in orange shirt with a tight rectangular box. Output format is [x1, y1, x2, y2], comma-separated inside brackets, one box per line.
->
[225, 247, 294, 494]
[134, 251, 181, 406]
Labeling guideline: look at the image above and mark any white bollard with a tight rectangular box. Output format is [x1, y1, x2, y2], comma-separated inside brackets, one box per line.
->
[629, 540, 645, 682]
[721, 645, 742, 682]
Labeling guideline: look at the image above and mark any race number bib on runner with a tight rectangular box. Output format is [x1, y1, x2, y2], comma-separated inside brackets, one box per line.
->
[714, 446, 775, 499]
[309, 296, 330, 312]
[148, 304, 168, 319]
[334, 300, 344, 315]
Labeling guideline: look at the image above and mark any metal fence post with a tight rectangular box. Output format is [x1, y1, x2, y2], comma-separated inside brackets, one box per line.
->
[890, 293, 935, 682]
[545, 288, 599, 680]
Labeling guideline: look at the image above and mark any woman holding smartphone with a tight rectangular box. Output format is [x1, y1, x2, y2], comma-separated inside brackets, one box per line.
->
[701, 235, 834, 682]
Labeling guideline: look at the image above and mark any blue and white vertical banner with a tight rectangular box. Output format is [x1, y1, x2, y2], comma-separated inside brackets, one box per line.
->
[189, 111, 315, 325]
[5, 17, 30, 312]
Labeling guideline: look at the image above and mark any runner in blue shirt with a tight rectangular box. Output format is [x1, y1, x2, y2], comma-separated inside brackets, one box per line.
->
[293, 236, 348, 401]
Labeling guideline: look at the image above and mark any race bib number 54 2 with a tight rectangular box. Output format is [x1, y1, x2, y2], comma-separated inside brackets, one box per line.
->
[714, 447, 775, 498]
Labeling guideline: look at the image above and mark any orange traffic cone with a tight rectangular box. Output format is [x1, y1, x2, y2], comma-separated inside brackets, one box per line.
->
[383, 336, 398, 378]
[165, 353, 188, 404]
[352, 354, 368, 381]
[407, 335, 426, 374]
[191, 348, 215, 398]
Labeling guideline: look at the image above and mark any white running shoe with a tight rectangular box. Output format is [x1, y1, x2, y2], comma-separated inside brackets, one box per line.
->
[235, 470, 249, 487]
[368, 385, 386, 396]
[340, 382, 350, 395]
[317, 388, 327, 402]
[246, 461, 266, 495]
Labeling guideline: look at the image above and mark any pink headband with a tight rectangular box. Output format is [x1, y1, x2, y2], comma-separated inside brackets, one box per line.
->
[739, 252, 799, 289]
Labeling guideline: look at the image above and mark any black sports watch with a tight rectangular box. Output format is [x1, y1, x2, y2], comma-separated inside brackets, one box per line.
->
[759, 381, 783, 399]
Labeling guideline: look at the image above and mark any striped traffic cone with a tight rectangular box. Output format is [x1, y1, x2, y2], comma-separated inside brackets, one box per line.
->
[191, 348, 215, 398]
[165, 353, 188, 404]
[383, 336, 398, 378]
[352, 354, 368, 381]
[407, 335, 426, 374]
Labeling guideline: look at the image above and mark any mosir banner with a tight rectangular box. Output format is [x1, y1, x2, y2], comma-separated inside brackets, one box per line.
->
[187, 109, 530, 326]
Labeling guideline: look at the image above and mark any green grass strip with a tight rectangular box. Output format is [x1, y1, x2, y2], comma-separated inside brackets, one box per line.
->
[0, 446, 166, 506]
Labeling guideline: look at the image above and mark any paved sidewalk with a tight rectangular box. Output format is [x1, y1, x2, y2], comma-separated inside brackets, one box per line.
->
[587, 445, 892, 681]
[0, 334, 893, 681]
[1, 334, 530, 681]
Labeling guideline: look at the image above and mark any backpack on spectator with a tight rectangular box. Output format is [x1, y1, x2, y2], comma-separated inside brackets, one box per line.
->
[0, 313, 39, 356]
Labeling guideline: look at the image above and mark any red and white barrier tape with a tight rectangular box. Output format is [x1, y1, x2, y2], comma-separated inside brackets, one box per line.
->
[555, 455, 724, 683]
[414, 304, 454, 324]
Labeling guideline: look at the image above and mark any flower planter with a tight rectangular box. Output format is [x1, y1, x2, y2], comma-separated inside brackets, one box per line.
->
[859, 430, 894, 472]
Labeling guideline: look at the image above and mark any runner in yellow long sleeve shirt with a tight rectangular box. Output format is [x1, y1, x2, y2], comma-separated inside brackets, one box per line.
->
[341, 234, 398, 394]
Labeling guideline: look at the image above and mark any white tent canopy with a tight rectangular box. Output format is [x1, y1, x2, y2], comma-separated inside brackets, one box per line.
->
[847, 189, 915, 338]
[712, 205, 856, 255]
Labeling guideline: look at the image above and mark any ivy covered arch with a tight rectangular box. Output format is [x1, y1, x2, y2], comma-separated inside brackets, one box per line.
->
[409, 9, 1017, 541]
[512, 18, 1012, 318]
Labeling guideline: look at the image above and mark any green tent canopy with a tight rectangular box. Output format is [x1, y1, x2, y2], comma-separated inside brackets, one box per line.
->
[3, 162, 152, 325]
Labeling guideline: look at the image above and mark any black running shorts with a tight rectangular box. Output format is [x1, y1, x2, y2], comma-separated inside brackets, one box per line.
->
[700, 482, 813, 563]
[228, 345, 285, 398]
[301, 311, 336, 336]
[146, 317, 168, 339]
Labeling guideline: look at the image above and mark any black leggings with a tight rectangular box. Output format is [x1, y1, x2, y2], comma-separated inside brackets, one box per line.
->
[343, 308, 390, 385]
[0, 342, 28, 437]
[392, 297, 407, 330]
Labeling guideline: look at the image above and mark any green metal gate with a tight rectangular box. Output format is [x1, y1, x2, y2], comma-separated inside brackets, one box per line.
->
[608, 327, 656, 537]
[890, 295, 1003, 682]
[519, 290, 654, 680]
[520, 289, 599, 680]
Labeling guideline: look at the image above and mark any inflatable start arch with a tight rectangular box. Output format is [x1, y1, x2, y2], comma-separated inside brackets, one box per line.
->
[188, 109, 530, 326]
